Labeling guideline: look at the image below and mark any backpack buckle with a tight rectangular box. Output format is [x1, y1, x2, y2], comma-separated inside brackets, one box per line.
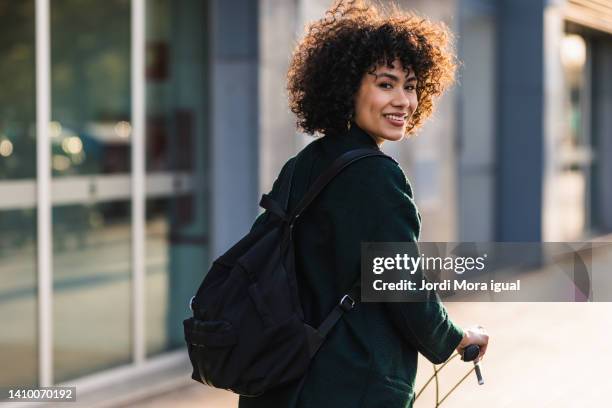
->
[339, 294, 355, 311]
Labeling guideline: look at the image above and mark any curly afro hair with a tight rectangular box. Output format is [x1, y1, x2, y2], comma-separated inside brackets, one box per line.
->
[287, 0, 457, 137]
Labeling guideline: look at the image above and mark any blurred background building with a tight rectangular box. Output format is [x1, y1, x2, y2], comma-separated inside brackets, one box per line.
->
[1, 0, 612, 404]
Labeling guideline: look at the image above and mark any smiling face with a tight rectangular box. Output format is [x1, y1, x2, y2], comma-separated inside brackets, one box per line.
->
[353, 59, 418, 145]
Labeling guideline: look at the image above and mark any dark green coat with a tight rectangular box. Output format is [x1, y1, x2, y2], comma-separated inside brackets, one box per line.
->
[239, 125, 463, 408]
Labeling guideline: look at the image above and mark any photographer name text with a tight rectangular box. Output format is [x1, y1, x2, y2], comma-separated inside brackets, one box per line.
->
[373, 279, 521, 293]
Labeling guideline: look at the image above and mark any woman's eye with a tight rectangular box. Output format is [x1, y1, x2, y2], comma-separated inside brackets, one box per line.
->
[379, 82, 416, 91]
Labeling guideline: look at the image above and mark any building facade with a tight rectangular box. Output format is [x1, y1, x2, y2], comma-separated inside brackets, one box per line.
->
[0, 0, 248, 395]
[1, 0, 611, 402]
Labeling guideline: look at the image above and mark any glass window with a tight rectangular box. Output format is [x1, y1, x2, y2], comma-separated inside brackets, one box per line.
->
[0, 0, 38, 395]
[0, 209, 38, 392]
[146, 196, 207, 355]
[0, 0, 36, 180]
[51, 0, 131, 177]
[1, 0, 211, 387]
[51, 0, 133, 382]
[145, 0, 209, 356]
[52, 201, 132, 382]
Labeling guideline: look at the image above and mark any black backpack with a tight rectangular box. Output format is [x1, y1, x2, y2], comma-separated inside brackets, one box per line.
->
[183, 148, 394, 396]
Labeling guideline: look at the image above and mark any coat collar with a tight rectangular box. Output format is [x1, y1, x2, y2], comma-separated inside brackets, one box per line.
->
[330, 122, 381, 151]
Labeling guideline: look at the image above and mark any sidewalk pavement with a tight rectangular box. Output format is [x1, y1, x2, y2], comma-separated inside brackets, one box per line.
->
[123, 384, 237, 408]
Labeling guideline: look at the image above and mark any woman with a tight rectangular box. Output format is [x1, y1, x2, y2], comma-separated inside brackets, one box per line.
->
[240, 1, 489, 407]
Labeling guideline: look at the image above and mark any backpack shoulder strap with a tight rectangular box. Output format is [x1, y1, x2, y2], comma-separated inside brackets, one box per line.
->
[299, 148, 396, 357]
[306, 279, 361, 358]
[289, 148, 395, 224]
[260, 148, 393, 224]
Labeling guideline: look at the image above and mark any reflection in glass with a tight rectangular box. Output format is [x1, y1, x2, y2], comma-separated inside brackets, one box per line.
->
[145, 0, 209, 357]
[51, 0, 131, 176]
[0, 209, 37, 392]
[0, 0, 38, 394]
[0, 1, 36, 180]
[53, 201, 131, 382]
[145, 0, 203, 173]
[146, 196, 207, 356]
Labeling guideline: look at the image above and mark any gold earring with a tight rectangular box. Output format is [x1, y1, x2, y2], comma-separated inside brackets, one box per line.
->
[347, 120, 351, 131]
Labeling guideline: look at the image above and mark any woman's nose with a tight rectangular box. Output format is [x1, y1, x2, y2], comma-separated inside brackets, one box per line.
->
[392, 90, 411, 110]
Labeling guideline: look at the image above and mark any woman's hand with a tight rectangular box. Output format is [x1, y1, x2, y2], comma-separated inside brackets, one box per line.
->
[456, 325, 489, 362]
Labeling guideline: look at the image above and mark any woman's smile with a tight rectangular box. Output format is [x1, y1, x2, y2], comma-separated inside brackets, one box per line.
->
[383, 113, 407, 127]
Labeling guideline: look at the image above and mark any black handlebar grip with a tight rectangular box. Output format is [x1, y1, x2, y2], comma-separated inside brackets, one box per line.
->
[462, 344, 480, 362]
[462, 344, 485, 385]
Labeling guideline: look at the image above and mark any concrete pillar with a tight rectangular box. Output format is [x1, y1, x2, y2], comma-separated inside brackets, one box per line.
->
[457, 0, 497, 242]
[259, 0, 303, 197]
[495, 0, 545, 241]
[209, 0, 259, 257]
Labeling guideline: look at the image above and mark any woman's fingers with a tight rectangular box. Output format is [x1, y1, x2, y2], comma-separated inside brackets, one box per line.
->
[475, 327, 489, 362]
[460, 325, 489, 362]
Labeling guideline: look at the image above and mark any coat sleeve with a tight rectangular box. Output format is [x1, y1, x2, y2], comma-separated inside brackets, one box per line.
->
[365, 159, 464, 364]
